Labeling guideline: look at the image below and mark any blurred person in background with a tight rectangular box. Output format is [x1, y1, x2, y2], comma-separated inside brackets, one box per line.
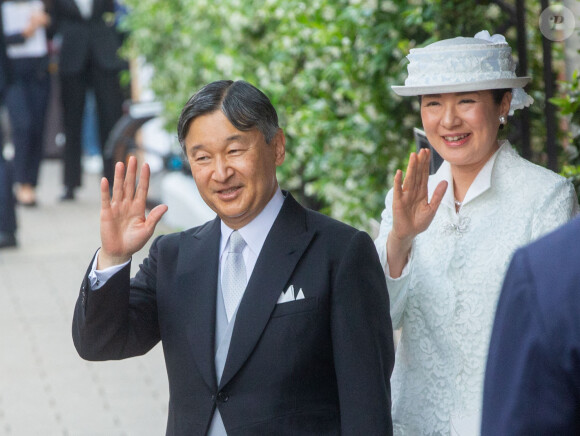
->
[53, 0, 127, 200]
[81, 88, 103, 174]
[374, 30, 578, 435]
[0, 3, 17, 247]
[2, 0, 53, 207]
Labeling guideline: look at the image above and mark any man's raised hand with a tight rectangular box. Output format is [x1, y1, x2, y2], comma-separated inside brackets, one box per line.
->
[98, 156, 168, 269]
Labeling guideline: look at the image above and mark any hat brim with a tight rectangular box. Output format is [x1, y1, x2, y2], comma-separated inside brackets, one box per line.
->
[391, 78, 531, 96]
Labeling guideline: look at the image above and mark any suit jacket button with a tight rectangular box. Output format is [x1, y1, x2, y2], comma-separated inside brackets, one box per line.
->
[216, 392, 229, 403]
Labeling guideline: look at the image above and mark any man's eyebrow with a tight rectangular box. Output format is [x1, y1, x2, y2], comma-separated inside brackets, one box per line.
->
[226, 134, 244, 142]
[188, 134, 247, 152]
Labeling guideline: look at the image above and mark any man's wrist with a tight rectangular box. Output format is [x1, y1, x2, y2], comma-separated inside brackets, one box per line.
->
[97, 251, 131, 270]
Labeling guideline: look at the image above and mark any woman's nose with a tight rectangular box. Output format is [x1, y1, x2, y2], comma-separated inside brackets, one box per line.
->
[440, 105, 461, 129]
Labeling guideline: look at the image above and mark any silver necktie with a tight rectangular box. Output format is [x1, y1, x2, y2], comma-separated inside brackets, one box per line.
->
[222, 231, 247, 322]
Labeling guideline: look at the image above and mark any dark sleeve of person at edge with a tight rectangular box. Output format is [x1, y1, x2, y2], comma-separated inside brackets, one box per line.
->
[482, 217, 580, 435]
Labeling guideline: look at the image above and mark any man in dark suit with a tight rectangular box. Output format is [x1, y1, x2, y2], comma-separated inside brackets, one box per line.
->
[72, 80, 395, 435]
[53, 0, 127, 199]
[481, 216, 580, 435]
[0, 6, 17, 248]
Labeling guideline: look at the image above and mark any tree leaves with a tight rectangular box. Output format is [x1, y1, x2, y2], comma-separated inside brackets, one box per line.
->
[120, 0, 558, 229]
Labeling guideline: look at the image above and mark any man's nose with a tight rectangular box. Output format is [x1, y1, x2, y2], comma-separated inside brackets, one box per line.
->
[212, 157, 233, 182]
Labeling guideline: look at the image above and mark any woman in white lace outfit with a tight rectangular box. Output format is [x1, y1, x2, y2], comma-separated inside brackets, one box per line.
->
[374, 31, 579, 435]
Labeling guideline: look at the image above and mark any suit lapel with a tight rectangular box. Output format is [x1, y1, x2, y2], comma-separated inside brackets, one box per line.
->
[181, 217, 221, 392]
[219, 194, 315, 388]
[62, 0, 83, 18]
[92, 0, 108, 17]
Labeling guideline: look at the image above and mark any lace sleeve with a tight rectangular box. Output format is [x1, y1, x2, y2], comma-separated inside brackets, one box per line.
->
[374, 188, 413, 330]
[531, 179, 579, 240]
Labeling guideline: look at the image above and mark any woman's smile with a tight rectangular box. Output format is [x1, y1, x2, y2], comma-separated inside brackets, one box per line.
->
[441, 133, 471, 147]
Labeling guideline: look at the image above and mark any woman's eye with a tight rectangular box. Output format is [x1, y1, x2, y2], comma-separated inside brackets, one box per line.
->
[460, 99, 476, 104]
[424, 101, 440, 107]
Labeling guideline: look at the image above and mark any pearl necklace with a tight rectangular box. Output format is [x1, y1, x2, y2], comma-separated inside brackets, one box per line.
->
[454, 200, 463, 208]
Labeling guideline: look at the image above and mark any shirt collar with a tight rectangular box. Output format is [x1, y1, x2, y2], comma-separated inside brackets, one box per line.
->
[429, 140, 507, 209]
[75, 0, 93, 19]
[220, 187, 285, 257]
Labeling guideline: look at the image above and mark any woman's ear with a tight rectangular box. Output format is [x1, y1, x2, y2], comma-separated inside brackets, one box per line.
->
[500, 91, 512, 118]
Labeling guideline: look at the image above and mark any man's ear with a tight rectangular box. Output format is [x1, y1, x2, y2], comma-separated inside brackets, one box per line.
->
[273, 128, 286, 166]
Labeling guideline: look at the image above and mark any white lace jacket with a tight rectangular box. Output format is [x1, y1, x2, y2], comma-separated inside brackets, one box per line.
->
[374, 141, 578, 435]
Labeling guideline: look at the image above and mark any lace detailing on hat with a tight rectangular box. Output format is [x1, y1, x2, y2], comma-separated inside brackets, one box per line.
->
[393, 30, 534, 114]
[405, 44, 517, 86]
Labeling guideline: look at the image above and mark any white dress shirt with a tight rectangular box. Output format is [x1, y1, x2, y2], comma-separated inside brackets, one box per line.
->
[74, 0, 93, 19]
[218, 188, 284, 320]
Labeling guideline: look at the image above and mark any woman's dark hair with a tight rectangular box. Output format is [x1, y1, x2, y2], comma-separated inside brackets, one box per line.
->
[417, 88, 512, 106]
[491, 88, 511, 105]
[177, 80, 279, 150]
[493, 89, 511, 130]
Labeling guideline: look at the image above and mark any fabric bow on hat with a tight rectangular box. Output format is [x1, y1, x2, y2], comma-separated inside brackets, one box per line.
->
[473, 30, 507, 45]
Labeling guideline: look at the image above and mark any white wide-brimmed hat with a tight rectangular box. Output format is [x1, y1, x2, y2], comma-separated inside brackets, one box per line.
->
[392, 31, 533, 114]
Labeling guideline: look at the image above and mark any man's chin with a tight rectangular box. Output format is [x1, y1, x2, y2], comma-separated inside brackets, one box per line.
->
[216, 207, 249, 227]
[203, 197, 243, 217]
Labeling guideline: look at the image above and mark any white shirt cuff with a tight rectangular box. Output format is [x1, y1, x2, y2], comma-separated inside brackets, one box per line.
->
[88, 249, 131, 290]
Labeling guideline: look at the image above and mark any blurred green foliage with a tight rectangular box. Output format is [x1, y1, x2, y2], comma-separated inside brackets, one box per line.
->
[551, 70, 580, 203]
[120, 0, 565, 229]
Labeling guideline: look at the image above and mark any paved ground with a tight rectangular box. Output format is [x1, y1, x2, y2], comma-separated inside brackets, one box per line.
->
[0, 159, 170, 435]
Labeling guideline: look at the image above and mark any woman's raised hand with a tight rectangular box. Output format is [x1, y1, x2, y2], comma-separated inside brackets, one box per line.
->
[387, 148, 447, 277]
[392, 148, 447, 239]
[98, 157, 168, 269]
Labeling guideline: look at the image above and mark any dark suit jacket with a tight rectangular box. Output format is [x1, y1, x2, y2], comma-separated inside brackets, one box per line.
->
[53, 0, 126, 74]
[0, 3, 11, 95]
[73, 193, 395, 435]
[0, 5, 17, 233]
[482, 216, 580, 435]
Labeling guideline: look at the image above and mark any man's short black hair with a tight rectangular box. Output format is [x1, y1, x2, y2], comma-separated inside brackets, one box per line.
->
[177, 80, 279, 150]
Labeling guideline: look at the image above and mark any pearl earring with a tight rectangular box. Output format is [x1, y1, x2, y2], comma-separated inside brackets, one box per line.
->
[499, 115, 506, 124]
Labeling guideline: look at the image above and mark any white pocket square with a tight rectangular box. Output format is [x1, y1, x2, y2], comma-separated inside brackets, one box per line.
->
[277, 285, 305, 304]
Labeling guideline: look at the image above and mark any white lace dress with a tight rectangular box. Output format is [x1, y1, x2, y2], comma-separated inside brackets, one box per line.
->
[374, 141, 578, 435]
